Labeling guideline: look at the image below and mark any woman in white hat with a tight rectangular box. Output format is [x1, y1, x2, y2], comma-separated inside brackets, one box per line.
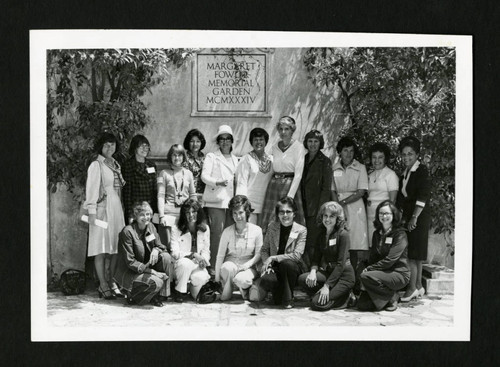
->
[201, 125, 239, 267]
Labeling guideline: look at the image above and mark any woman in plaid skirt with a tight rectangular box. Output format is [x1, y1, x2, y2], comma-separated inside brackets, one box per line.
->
[260, 116, 306, 232]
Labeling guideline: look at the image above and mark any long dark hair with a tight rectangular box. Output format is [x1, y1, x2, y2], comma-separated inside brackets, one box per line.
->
[177, 199, 207, 234]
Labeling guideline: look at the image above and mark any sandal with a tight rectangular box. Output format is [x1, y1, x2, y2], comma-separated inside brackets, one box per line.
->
[98, 286, 116, 300]
[109, 283, 125, 298]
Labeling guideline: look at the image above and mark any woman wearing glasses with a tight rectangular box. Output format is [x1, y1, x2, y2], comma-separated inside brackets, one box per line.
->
[201, 125, 239, 267]
[257, 197, 307, 309]
[357, 200, 410, 311]
[122, 135, 158, 224]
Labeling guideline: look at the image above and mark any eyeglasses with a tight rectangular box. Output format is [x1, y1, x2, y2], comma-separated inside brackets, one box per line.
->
[378, 212, 393, 217]
[218, 137, 233, 142]
[138, 144, 150, 150]
[278, 210, 294, 215]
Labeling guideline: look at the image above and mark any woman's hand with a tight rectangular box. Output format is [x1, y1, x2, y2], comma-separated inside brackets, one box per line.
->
[159, 216, 168, 227]
[216, 179, 229, 187]
[408, 216, 418, 231]
[238, 262, 250, 272]
[150, 269, 168, 281]
[317, 284, 330, 305]
[306, 270, 317, 288]
[149, 248, 159, 266]
[193, 253, 207, 269]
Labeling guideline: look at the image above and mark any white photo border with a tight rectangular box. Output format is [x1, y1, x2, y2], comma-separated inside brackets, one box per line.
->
[31, 30, 472, 341]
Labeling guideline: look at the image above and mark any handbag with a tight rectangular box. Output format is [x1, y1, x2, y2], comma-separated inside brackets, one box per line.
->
[195, 280, 222, 304]
[60, 269, 87, 295]
[80, 160, 107, 219]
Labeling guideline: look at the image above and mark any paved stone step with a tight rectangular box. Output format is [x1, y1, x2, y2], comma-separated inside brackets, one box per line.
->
[422, 264, 454, 280]
[423, 276, 454, 295]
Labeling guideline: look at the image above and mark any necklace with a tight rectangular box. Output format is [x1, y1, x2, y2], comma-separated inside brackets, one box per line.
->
[371, 168, 383, 183]
[172, 168, 185, 204]
[250, 151, 272, 173]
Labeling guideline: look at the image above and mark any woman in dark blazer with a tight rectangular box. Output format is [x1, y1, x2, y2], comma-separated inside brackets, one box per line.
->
[256, 197, 307, 309]
[114, 201, 174, 307]
[396, 136, 431, 302]
[357, 200, 410, 311]
[301, 130, 333, 267]
[121, 135, 158, 224]
[298, 201, 355, 311]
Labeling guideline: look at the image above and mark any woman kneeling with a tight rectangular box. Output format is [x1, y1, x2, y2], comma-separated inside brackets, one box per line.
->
[298, 201, 355, 311]
[215, 195, 263, 301]
[357, 200, 410, 312]
[170, 199, 211, 302]
[114, 201, 173, 307]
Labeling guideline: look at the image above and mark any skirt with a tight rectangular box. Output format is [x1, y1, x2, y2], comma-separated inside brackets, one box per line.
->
[260, 176, 305, 231]
[338, 192, 369, 251]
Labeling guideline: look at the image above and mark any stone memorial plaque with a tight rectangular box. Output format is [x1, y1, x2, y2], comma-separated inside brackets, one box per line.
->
[192, 52, 270, 117]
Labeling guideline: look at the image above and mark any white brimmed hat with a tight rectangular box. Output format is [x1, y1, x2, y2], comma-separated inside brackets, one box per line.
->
[214, 125, 234, 141]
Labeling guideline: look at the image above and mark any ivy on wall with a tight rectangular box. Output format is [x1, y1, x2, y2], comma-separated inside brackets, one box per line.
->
[47, 48, 197, 198]
[303, 48, 455, 245]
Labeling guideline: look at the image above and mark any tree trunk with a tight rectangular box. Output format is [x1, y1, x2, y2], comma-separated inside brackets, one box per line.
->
[90, 67, 98, 102]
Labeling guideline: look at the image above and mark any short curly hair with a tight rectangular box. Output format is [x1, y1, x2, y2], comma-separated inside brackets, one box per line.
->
[316, 201, 347, 230]
[94, 132, 119, 156]
[276, 116, 297, 133]
[336, 136, 358, 154]
[369, 142, 392, 163]
[249, 127, 269, 145]
[398, 136, 421, 154]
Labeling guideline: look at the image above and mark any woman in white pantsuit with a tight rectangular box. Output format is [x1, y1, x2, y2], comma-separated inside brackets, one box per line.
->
[170, 199, 211, 302]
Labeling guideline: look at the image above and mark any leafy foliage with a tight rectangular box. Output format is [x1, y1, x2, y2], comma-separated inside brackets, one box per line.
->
[47, 48, 196, 197]
[303, 47, 455, 236]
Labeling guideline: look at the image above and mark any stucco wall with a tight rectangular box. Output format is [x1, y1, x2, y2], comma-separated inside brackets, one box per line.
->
[47, 48, 454, 279]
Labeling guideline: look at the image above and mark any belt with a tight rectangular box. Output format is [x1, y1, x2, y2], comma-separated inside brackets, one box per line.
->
[273, 172, 294, 179]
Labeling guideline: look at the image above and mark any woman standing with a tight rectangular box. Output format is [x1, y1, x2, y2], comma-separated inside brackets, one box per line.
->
[300, 129, 333, 267]
[201, 125, 239, 267]
[396, 136, 431, 301]
[170, 199, 211, 302]
[236, 128, 274, 226]
[215, 196, 263, 301]
[182, 129, 207, 202]
[261, 116, 306, 230]
[157, 144, 197, 248]
[357, 200, 410, 311]
[114, 201, 172, 307]
[121, 135, 157, 223]
[83, 132, 126, 299]
[298, 201, 355, 311]
[257, 197, 307, 309]
[331, 137, 369, 293]
[367, 142, 399, 238]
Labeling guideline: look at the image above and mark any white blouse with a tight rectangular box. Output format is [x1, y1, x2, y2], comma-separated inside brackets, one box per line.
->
[270, 140, 306, 198]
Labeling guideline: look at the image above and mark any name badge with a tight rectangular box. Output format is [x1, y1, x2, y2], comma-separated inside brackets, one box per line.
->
[145, 233, 156, 242]
[289, 232, 298, 239]
[147, 166, 156, 174]
[385, 237, 393, 244]
[329, 238, 337, 246]
[334, 171, 343, 177]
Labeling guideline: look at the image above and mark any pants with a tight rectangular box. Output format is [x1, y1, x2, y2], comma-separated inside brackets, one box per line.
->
[206, 208, 234, 267]
[350, 249, 369, 295]
[174, 257, 210, 298]
[130, 252, 173, 305]
[220, 261, 258, 301]
[259, 259, 302, 305]
[298, 265, 355, 311]
[358, 270, 409, 311]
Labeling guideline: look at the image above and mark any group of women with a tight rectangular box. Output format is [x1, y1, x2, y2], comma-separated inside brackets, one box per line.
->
[83, 116, 431, 312]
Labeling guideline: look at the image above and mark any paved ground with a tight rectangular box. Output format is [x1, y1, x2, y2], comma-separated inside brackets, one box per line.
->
[47, 289, 454, 328]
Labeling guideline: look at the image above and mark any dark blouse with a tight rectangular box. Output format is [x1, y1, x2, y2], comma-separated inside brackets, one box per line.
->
[278, 224, 293, 255]
[301, 151, 333, 217]
[183, 150, 206, 194]
[121, 157, 158, 220]
[311, 226, 350, 287]
[364, 227, 410, 276]
[396, 163, 431, 222]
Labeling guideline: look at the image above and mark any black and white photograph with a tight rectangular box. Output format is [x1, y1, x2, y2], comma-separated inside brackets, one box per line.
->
[30, 30, 472, 341]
